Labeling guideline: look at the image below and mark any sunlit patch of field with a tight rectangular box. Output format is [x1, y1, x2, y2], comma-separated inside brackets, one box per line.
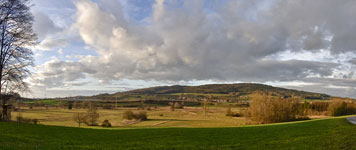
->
[11, 106, 247, 128]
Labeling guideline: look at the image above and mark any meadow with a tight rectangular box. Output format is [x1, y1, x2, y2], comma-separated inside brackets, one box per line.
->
[0, 116, 355, 149]
[2, 92, 355, 150]
[11, 106, 248, 128]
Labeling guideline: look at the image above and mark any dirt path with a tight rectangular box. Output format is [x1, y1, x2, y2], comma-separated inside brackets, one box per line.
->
[148, 121, 170, 127]
[346, 116, 356, 124]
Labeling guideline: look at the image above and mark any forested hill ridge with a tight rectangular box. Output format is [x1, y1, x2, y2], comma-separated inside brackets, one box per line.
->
[89, 83, 331, 100]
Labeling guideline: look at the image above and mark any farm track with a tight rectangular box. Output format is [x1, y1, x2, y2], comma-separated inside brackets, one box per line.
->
[147, 120, 170, 127]
[346, 116, 356, 124]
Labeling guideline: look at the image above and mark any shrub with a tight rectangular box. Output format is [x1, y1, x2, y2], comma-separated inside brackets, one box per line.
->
[122, 110, 148, 121]
[123, 110, 135, 120]
[311, 101, 329, 112]
[329, 100, 356, 116]
[246, 92, 307, 124]
[101, 120, 112, 128]
[174, 102, 184, 109]
[226, 105, 243, 117]
[347, 103, 356, 114]
[32, 119, 39, 124]
[16, 113, 39, 124]
[230, 112, 242, 117]
[225, 105, 232, 116]
[67, 101, 73, 110]
[329, 101, 347, 116]
[146, 106, 152, 111]
[136, 111, 148, 121]
[169, 102, 175, 111]
[16, 115, 29, 123]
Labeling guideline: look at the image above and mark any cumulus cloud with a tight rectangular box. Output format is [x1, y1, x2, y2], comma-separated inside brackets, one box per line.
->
[35, 38, 69, 51]
[71, 0, 342, 79]
[30, 0, 356, 97]
[31, 57, 96, 88]
[32, 8, 78, 51]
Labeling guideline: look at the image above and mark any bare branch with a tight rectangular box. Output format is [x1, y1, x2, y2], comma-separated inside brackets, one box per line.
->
[0, 0, 36, 95]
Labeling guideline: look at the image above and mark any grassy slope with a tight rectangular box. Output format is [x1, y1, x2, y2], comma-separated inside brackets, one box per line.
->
[1, 117, 356, 150]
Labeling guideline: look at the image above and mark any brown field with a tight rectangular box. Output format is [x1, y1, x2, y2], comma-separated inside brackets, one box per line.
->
[11, 106, 249, 128]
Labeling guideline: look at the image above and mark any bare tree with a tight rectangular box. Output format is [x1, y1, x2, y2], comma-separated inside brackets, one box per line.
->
[73, 113, 87, 127]
[86, 103, 99, 126]
[203, 100, 208, 116]
[0, 0, 36, 95]
[0, 0, 36, 121]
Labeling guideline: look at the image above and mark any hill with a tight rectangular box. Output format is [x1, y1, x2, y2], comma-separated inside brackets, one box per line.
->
[90, 83, 330, 100]
[0, 117, 355, 149]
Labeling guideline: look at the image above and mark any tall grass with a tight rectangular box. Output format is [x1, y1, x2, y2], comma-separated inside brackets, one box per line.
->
[246, 92, 308, 124]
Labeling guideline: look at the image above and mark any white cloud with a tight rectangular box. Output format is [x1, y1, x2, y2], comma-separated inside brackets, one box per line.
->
[30, 57, 96, 88]
[57, 48, 64, 55]
[35, 37, 69, 51]
[68, 0, 342, 81]
[29, 0, 356, 97]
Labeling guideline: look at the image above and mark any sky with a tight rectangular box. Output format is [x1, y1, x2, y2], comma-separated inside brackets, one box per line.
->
[26, 0, 356, 98]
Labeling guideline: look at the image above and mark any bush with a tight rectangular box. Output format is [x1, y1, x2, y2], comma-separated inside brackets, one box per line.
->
[32, 119, 39, 124]
[123, 110, 135, 120]
[329, 100, 356, 116]
[225, 105, 232, 116]
[230, 112, 243, 117]
[246, 92, 308, 124]
[169, 102, 175, 111]
[16, 114, 39, 124]
[311, 101, 329, 112]
[136, 111, 148, 121]
[174, 102, 184, 109]
[101, 120, 112, 127]
[67, 101, 73, 110]
[122, 110, 148, 121]
[226, 106, 243, 117]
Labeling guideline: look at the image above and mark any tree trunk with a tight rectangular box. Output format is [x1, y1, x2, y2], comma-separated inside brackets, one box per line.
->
[0, 69, 4, 121]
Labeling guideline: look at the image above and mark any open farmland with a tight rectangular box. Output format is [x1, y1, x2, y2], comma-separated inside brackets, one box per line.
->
[11, 106, 248, 128]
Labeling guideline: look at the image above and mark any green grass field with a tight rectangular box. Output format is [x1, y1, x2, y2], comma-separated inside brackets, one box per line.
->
[0, 117, 355, 150]
[23, 99, 60, 105]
